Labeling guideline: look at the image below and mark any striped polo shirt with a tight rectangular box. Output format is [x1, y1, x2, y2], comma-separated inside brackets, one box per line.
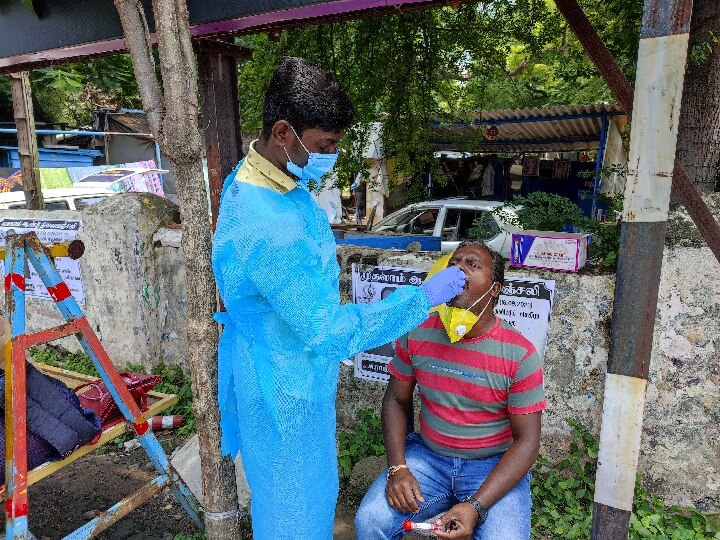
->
[389, 314, 546, 459]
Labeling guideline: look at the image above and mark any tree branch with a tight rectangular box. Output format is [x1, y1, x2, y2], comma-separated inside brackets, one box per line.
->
[113, 0, 164, 137]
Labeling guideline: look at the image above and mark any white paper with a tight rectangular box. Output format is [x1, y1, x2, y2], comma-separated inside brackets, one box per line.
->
[0, 217, 85, 304]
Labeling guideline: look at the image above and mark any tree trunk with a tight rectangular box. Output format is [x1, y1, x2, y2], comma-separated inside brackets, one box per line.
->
[113, 1, 240, 538]
[10, 71, 43, 210]
[676, 0, 720, 193]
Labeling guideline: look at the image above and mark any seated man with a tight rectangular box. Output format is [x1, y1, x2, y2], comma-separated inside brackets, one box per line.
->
[355, 241, 545, 540]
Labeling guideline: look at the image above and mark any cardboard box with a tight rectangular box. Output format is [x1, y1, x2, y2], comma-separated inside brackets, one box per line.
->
[510, 230, 591, 272]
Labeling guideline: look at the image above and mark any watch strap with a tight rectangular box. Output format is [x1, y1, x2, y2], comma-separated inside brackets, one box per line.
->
[463, 495, 488, 523]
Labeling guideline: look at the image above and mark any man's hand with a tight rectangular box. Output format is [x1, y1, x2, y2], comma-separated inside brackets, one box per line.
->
[433, 502, 480, 540]
[385, 468, 425, 512]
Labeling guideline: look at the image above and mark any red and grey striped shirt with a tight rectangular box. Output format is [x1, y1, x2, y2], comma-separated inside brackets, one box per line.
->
[389, 314, 546, 458]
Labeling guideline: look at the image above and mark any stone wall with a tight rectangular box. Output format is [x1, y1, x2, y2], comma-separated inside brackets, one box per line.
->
[4, 192, 719, 509]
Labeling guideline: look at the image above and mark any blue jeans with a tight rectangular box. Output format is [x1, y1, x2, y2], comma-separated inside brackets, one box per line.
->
[355, 433, 531, 540]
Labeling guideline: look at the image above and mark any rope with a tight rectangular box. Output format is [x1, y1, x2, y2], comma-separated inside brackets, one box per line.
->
[204, 508, 241, 521]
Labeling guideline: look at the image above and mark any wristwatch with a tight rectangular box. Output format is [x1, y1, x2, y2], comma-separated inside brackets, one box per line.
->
[463, 495, 488, 523]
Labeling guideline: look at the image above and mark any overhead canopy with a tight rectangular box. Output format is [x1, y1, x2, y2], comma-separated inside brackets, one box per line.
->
[432, 103, 625, 153]
[0, 0, 459, 73]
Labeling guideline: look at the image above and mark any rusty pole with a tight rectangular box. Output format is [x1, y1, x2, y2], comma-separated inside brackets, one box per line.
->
[555, 0, 720, 264]
[583, 0, 694, 538]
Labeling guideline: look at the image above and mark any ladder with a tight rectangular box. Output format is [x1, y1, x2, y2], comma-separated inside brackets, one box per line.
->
[2, 231, 204, 539]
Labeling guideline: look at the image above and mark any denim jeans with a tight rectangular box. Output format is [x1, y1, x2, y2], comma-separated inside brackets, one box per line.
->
[355, 433, 531, 540]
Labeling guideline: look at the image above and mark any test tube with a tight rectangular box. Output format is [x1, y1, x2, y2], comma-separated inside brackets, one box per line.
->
[402, 520, 444, 532]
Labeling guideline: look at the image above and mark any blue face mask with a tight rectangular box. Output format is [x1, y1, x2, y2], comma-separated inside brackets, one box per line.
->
[284, 125, 339, 184]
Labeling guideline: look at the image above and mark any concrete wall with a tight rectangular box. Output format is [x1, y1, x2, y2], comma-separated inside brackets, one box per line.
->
[0, 193, 184, 371]
[3, 192, 719, 510]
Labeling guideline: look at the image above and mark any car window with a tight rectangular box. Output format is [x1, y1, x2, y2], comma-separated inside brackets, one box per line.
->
[455, 209, 500, 241]
[442, 209, 462, 240]
[44, 200, 71, 211]
[8, 200, 70, 211]
[374, 207, 440, 235]
[74, 196, 109, 210]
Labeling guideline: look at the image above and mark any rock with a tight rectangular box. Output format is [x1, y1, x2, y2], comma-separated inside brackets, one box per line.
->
[406, 241, 421, 253]
[123, 438, 140, 452]
[170, 434, 251, 510]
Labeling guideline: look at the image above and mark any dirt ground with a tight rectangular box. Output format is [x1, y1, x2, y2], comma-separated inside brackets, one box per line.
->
[16, 434, 361, 540]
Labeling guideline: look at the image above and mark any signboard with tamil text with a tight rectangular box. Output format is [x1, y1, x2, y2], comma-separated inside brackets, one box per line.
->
[0, 218, 85, 304]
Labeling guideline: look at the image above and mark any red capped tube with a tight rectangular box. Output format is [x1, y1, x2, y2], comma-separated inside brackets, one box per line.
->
[402, 520, 444, 532]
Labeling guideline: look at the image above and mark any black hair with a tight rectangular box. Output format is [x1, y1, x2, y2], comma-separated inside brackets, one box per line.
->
[262, 57, 355, 140]
[457, 241, 505, 303]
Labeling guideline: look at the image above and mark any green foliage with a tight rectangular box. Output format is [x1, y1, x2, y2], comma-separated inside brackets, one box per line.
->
[531, 419, 720, 539]
[233, 1, 642, 194]
[689, 31, 720, 67]
[337, 408, 385, 484]
[531, 418, 598, 538]
[500, 191, 585, 232]
[29, 346, 99, 376]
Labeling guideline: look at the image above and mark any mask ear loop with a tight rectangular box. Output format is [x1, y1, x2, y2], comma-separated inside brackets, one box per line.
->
[288, 124, 310, 157]
[460, 283, 497, 316]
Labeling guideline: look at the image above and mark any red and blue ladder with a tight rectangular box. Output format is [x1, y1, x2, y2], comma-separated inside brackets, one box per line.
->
[2, 231, 204, 539]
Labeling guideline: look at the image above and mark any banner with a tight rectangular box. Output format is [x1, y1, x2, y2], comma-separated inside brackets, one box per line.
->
[351, 264, 554, 382]
[0, 218, 85, 304]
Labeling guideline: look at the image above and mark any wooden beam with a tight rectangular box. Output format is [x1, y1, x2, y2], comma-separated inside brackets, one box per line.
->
[198, 39, 244, 230]
[9, 71, 43, 210]
[196, 38, 253, 60]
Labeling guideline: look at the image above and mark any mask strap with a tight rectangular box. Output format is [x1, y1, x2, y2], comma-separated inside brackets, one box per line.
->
[461, 282, 498, 317]
[288, 124, 310, 156]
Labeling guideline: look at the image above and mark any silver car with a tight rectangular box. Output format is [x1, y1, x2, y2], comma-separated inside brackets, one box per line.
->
[371, 199, 522, 256]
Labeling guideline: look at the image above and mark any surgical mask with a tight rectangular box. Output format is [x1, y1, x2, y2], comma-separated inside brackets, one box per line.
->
[437, 283, 497, 343]
[284, 125, 339, 183]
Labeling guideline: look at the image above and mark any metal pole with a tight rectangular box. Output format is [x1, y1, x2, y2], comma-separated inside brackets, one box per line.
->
[4, 234, 29, 540]
[0, 128, 154, 137]
[555, 0, 720, 264]
[590, 1, 694, 538]
[591, 113, 609, 220]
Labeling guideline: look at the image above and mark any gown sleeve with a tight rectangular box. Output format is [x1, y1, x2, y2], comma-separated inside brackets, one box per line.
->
[232, 211, 431, 362]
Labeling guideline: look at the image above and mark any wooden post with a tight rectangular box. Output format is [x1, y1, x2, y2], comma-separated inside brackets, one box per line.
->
[9, 71, 43, 210]
[198, 38, 247, 230]
[590, 0, 694, 538]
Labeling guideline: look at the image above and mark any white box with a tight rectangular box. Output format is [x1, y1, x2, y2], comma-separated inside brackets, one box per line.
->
[510, 230, 590, 272]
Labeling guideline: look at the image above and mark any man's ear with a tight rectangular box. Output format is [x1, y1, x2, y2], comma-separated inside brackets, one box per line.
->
[491, 281, 502, 298]
[270, 120, 292, 148]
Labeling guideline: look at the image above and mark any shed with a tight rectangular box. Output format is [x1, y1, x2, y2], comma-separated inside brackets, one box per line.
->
[430, 103, 628, 219]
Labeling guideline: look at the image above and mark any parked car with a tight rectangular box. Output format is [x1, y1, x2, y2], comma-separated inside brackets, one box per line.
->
[371, 198, 522, 256]
[0, 187, 116, 211]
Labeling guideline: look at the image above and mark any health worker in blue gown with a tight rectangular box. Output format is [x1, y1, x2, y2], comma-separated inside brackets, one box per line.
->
[211, 57, 466, 540]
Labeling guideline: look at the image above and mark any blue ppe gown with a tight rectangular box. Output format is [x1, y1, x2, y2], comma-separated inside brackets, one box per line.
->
[211, 143, 432, 540]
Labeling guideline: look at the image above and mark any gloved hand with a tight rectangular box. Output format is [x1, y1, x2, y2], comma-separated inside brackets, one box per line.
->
[420, 266, 466, 307]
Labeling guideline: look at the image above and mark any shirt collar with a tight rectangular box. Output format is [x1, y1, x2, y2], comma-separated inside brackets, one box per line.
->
[244, 140, 297, 193]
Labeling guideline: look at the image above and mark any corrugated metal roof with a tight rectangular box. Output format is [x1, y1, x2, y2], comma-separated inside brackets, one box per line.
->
[432, 103, 625, 153]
